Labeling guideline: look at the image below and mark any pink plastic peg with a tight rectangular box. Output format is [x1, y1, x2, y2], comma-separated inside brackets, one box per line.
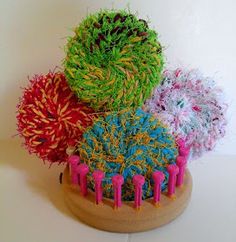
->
[167, 164, 179, 197]
[179, 146, 190, 159]
[133, 175, 145, 209]
[92, 170, 104, 204]
[68, 155, 80, 185]
[152, 171, 165, 205]
[77, 164, 89, 196]
[176, 156, 187, 187]
[176, 138, 186, 148]
[112, 174, 124, 208]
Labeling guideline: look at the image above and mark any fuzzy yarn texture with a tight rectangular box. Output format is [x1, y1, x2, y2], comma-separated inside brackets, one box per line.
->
[144, 69, 227, 159]
[77, 108, 178, 201]
[64, 9, 164, 111]
[17, 71, 96, 163]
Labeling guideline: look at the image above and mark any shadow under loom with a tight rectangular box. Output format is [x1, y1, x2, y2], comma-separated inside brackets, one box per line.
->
[0, 139, 79, 222]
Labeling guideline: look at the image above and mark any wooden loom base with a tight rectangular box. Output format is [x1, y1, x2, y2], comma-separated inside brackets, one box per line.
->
[62, 166, 192, 233]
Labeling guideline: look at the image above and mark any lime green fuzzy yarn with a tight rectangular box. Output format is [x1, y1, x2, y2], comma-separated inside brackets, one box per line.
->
[64, 10, 164, 111]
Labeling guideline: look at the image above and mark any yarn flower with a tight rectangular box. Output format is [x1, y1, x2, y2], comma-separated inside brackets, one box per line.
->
[77, 108, 178, 201]
[144, 69, 227, 159]
[64, 9, 164, 111]
[17, 71, 96, 163]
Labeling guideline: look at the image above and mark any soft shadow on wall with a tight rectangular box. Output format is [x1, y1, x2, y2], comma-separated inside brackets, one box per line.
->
[0, 0, 100, 140]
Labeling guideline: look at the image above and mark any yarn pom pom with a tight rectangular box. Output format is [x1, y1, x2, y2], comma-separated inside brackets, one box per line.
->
[17, 71, 96, 163]
[144, 69, 227, 159]
[64, 9, 164, 111]
[78, 108, 178, 201]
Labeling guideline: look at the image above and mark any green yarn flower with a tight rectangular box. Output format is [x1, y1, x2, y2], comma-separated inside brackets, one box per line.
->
[64, 10, 164, 111]
[77, 109, 177, 201]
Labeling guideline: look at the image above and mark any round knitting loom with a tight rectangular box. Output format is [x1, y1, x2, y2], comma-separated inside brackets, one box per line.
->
[62, 162, 192, 233]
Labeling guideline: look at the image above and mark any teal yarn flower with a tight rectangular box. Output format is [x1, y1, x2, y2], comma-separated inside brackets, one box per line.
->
[64, 10, 164, 111]
[77, 109, 178, 201]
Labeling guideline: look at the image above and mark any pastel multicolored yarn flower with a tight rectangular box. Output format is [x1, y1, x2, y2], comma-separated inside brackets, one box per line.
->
[64, 9, 164, 111]
[144, 69, 227, 159]
[17, 71, 96, 163]
[77, 108, 178, 201]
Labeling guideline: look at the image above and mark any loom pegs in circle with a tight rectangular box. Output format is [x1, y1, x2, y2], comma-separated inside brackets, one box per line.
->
[167, 164, 179, 198]
[68, 155, 80, 185]
[133, 174, 145, 210]
[77, 163, 89, 196]
[179, 146, 190, 159]
[92, 170, 105, 204]
[176, 156, 187, 187]
[152, 171, 165, 206]
[112, 174, 124, 209]
[176, 138, 186, 148]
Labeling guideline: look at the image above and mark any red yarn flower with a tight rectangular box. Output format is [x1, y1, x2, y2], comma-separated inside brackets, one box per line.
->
[17, 71, 96, 163]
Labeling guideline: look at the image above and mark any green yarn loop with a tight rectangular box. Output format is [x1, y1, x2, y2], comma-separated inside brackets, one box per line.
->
[64, 9, 164, 111]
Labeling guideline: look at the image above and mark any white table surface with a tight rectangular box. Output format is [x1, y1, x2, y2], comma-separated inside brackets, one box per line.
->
[0, 140, 236, 242]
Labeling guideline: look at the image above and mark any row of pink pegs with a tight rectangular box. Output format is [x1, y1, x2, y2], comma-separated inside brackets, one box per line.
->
[68, 142, 189, 209]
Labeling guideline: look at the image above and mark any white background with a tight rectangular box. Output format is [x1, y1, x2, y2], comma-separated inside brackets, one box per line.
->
[0, 1, 236, 242]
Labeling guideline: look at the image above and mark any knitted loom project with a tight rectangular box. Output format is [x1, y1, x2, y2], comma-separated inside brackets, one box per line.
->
[144, 69, 227, 159]
[64, 10, 164, 111]
[17, 71, 96, 163]
[77, 108, 178, 200]
[15, 7, 229, 233]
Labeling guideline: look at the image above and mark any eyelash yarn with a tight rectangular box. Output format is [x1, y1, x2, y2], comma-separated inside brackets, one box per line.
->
[64, 9, 164, 111]
[144, 68, 227, 159]
[16, 71, 96, 163]
[77, 108, 178, 201]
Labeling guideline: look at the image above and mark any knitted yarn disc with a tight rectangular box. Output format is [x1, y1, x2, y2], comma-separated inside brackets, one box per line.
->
[17, 71, 96, 163]
[64, 10, 164, 111]
[77, 108, 177, 201]
[144, 69, 228, 159]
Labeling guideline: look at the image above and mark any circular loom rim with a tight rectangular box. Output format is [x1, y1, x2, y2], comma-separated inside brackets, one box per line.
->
[62, 166, 192, 233]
